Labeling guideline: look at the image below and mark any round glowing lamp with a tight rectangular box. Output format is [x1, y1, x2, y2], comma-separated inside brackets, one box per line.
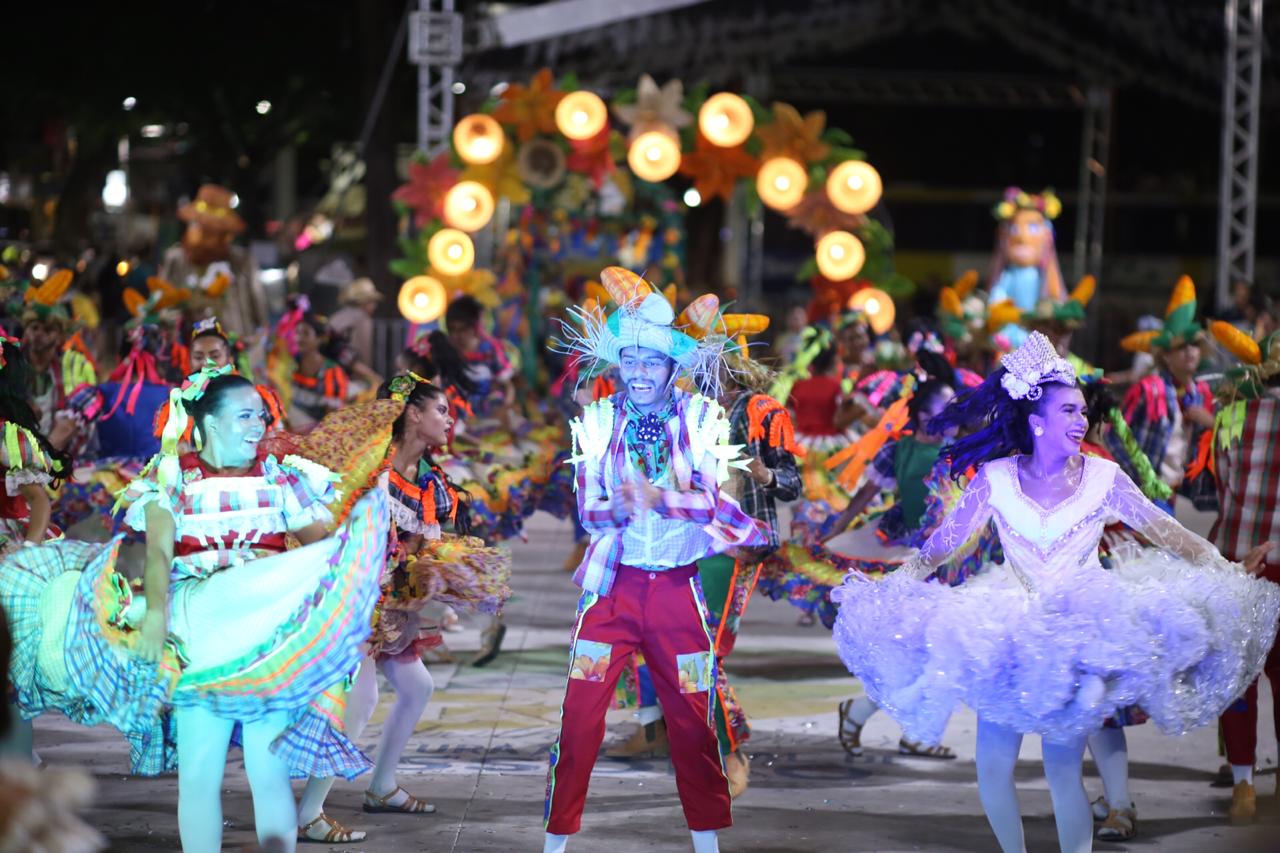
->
[699, 93, 754, 147]
[627, 129, 681, 183]
[555, 91, 608, 140]
[452, 114, 504, 165]
[815, 230, 866, 281]
[442, 181, 495, 231]
[427, 228, 475, 276]
[756, 157, 807, 211]
[826, 160, 882, 215]
[398, 275, 447, 324]
[848, 287, 895, 335]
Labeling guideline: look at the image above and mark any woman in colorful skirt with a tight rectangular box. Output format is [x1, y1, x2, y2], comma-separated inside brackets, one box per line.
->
[0, 366, 388, 852]
[296, 374, 510, 843]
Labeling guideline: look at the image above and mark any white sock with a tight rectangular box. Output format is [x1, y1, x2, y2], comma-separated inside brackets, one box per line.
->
[543, 832, 569, 853]
[1232, 764, 1254, 785]
[690, 829, 719, 853]
[636, 704, 664, 726]
[847, 695, 878, 728]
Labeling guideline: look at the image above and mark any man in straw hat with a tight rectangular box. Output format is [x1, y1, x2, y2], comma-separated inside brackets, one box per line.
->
[159, 184, 267, 337]
[543, 268, 767, 853]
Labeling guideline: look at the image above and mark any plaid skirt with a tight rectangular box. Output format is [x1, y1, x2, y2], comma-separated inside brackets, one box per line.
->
[0, 489, 389, 779]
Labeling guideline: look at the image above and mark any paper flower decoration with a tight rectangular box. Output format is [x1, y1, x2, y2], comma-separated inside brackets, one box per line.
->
[678, 133, 759, 202]
[784, 190, 865, 237]
[491, 68, 565, 142]
[566, 126, 618, 188]
[462, 146, 531, 205]
[430, 266, 500, 308]
[612, 74, 693, 135]
[392, 153, 459, 227]
[756, 102, 832, 164]
[517, 138, 568, 189]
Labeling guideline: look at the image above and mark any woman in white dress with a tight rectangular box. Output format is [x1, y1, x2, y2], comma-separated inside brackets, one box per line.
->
[832, 332, 1279, 853]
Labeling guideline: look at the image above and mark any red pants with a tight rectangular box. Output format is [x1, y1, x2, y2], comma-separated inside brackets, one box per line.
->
[544, 564, 731, 835]
[1221, 629, 1280, 766]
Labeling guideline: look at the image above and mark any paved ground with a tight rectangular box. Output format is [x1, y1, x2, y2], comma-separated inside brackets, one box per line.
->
[36, 509, 1280, 851]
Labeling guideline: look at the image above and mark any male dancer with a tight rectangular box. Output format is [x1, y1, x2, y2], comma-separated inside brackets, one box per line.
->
[544, 269, 765, 853]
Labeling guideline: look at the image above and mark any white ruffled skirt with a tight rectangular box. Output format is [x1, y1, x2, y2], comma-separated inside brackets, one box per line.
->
[831, 549, 1280, 743]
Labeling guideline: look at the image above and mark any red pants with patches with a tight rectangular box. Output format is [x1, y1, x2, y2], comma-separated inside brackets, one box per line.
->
[1221, 618, 1280, 767]
[544, 564, 731, 835]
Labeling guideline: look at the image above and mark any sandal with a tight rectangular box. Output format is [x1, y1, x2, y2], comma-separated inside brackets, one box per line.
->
[298, 813, 367, 844]
[837, 699, 863, 757]
[1091, 796, 1110, 822]
[363, 786, 437, 814]
[898, 738, 956, 759]
[1096, 806, 1136, 841]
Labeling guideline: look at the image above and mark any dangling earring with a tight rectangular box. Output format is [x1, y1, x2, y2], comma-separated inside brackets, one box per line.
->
[1033, 426, 1044, 437]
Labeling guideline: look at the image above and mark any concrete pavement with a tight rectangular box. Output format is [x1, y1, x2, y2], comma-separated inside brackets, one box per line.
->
[35, 510, 1280, 851]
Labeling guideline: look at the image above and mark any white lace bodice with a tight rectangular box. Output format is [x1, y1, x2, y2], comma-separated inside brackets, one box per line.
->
[902, 455, 1241, 590]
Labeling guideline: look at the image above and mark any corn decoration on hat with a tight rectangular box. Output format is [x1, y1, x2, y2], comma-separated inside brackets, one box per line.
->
[1122, 275, 1204, 354]
[1211, 320, 1280, 402]
[1025, 275, 1096, 329]
[555, 266, 743, 397]
[21, 268, 74, 326]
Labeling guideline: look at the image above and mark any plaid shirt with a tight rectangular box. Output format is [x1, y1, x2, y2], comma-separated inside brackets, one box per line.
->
[727, 393, 801, 552]
[1108, 370, 1211, 488]
[1209, 397, 1280, 579]
[573, 390, 766, 596]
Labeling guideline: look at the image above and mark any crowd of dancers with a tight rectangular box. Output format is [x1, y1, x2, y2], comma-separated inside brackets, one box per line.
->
[0, 212, 1278, 853]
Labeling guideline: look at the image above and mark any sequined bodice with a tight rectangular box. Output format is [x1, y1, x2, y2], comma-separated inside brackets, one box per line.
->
[986, 456, 1115, 590]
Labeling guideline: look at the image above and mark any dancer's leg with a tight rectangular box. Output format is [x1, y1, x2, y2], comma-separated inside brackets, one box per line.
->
[1086, 726, 1131, 809]
[1043, 736, 1092, 853]
[175, 706, 235, 853]
[848, 695, 879, 727]
[297, 660, 380, 826]
[369, 656, 435, 796]
[242, 712, 299, 853]
[690, 828, 720, 852]
[974, 717, 1026, 853]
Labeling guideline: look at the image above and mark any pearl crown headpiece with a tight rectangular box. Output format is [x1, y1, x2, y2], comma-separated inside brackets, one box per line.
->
[999, 331, 1076, 401]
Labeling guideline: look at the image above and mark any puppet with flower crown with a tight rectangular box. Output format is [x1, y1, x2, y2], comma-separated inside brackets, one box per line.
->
[988, 187, 1067, 347]
[829, 329, 1279, 852]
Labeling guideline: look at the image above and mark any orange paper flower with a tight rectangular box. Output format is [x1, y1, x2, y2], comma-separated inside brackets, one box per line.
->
[492, 68, 565, 142]
[756, 102, 831, 164]
[678, 133, 759, 202]
[784, 190, 865, 237]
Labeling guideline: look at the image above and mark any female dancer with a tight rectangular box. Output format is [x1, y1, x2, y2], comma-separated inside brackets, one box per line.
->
[832, 332, 1279, 853]
[1, 368, 388, 852]
[296, 374, 510, 842]
[287, 311, 349, 432]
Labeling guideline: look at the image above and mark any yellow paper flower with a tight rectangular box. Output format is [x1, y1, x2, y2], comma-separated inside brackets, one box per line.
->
[430, 266, 500, 308]
[461, 146, 531, 205]
[491, 68, 565, 142]
[756, 102, 831, 164]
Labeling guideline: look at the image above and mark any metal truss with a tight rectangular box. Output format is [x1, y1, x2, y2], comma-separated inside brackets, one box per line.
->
[1215, 0, 1264, 309]
[408, 0, 462, 156]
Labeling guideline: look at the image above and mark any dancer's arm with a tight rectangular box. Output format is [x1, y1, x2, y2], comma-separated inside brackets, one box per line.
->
[898, 465, 994, 580]
[138, 503, 175, 662]
[293, 521, 329, 546]
[1105, 469, 1272, 573]
[17, 483, 49, 543]
[821, 481, 879, 544]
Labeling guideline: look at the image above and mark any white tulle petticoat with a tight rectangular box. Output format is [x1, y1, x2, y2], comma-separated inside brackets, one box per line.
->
[832, 547, 1280, 745]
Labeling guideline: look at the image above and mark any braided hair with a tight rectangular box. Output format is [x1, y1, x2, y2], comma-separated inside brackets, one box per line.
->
[907, 350, 958, 428]
[927, 366, 1075, 477]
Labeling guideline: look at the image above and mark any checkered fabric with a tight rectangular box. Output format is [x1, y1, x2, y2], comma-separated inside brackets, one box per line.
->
[1210, 398, 1280, 574]
[728, 393, 801, 553]
[574, 391, 766, 596]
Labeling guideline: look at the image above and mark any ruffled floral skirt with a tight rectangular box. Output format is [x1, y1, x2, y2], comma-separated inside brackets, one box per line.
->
[0, 490, 389, 778]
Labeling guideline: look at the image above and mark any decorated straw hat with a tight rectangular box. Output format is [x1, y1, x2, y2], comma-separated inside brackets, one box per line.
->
[1210, 320, 1280, 402]
[1024, 275, 1096, 329]
[339, 277, 384, 306]
[1121, 275, 1204, 353]
[177, 184, 246, 234]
